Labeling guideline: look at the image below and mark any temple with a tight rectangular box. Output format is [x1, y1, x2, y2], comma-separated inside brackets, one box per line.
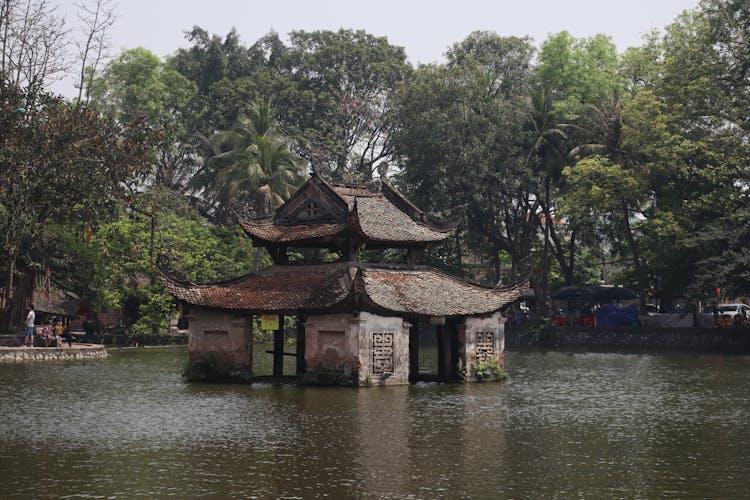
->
[164, 172, 526, 385]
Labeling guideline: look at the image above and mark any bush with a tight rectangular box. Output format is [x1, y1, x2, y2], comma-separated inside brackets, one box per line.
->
[470, 357, 508, 382]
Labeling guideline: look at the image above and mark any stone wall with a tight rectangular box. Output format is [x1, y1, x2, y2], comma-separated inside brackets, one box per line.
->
[0, 346, 107, 362]
[505, 326, 750, 353]
[356, 313, 409, 386]
[304, 312, 409, 386]
[187, 308, 253, 379]
[458, 312, 505, 381]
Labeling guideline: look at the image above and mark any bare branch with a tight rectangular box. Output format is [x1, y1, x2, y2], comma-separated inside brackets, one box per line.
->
[74, 0, 117, 104]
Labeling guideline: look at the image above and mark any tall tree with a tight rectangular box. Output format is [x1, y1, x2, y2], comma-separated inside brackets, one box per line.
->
[201, 96, 305, 219]
[0, 0, 69, 95]
[0, 84, 157, 330]
[396, 33, 537, 281]
[90, 47, 199, 191]
[284, 29, 411, 179]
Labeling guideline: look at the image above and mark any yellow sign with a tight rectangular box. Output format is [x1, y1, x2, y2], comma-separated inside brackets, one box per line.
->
[260, 314, 280, 331]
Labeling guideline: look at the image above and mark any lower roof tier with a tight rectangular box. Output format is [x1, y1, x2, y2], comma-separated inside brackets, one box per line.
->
[163, 262, 527, 318]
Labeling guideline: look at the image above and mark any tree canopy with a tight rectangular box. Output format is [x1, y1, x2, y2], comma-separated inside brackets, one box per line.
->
[3, 0, 750, 332]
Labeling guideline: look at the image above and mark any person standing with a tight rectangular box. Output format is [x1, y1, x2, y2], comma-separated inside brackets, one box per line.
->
[54, 319, 64, 348]
[24, 305, 35, 347]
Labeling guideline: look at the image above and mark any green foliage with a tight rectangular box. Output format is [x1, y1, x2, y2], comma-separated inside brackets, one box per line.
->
[90, 47, 199, 192]
[534, 31, 619, 116]
[284, 29, 412, 178]
[0, 82, 157, 330]
[132, 286, 175, 336]
[90, 202, 256, 310]
[470, 357, 508, 382]
[395, 33, 537, 281]
[200, 96, 305, 218]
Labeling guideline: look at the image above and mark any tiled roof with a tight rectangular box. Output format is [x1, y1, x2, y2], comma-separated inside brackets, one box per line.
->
[360, 265, 526, 316]
[238, 173, 455, 246]
[342, 195, 452, 243]
[237, 217, 347, 243]
[164, 263, 527, 317]
[33, 286, 86, 317]
[163, 264, 354, 312]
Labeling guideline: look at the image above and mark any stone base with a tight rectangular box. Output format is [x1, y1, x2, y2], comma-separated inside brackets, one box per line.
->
[0, 345, 107, 362]
[305, 312, 409, 386]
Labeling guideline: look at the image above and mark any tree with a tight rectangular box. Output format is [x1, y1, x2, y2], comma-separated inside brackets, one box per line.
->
[395, 33, 537, 282]
[0, 0, 69, 95]
[201, 96, 305, 219]
[527, 31, 622, 297]
[73, 0, 117, 105]
[170, 26, 263, 96]
[534, 31, 619, 117]
[0, 83, 157, 331]
[84, 193, 259, 333]
[90, 47, 199, 191]
[283, 29, 411, 179]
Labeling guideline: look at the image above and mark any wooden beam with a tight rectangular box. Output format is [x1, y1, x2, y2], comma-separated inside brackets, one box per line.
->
[273, 314, 284, 377]
[409, 320, 419, 383]
[296, 315, 305, 375]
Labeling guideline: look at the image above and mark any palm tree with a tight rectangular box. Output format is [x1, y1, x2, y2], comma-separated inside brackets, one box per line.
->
[525, 86, 572, 308]
[569, 92, 647, 301]
[213, 133, 304, 217]
[199, 96, 305, 219]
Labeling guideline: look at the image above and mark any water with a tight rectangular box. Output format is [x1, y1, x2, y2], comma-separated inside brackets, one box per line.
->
[1, 347, 749, 498]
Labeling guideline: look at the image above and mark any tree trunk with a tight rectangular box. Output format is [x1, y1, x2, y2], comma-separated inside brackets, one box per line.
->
[567, 230, 576, 286]
[622, 201, 645, 305]
[0, 266, 33, 333]
[539, 177, 551, 319]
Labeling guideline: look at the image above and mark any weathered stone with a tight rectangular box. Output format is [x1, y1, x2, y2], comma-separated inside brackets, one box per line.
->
[0, 345, 107, 362]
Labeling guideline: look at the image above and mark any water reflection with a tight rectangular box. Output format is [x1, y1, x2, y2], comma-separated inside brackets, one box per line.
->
[0, 347, 749, 497]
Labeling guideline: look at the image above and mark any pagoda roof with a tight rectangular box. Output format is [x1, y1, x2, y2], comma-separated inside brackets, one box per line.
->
[238, 173, 458, 247]
[163, 263, 527, 318]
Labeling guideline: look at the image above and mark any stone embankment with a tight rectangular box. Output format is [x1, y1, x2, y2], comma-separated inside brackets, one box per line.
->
[505, 326, 750, 354]
[0, 344, 107, 362]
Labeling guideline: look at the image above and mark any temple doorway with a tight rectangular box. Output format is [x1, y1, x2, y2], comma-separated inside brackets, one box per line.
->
[409, 319, 459, 383]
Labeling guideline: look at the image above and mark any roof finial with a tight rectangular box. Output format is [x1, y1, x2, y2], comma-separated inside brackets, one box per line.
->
[376, 161, 389, 180]
[311, 150, 322, 176]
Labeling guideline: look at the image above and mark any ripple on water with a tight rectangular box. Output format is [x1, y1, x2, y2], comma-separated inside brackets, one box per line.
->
[1, 348, 749, 498]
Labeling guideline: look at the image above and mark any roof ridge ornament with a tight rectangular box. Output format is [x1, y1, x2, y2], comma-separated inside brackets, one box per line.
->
[366, 178, 381, 193]
[376, 161, 389, 180]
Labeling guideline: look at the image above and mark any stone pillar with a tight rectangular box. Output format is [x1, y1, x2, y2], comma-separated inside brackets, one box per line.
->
[356, 312, 409, 386]
[458, 311, 505, 382]
[304, 313, 361, 385]
[186, 308, 253, 382]
[304, 312, 409, 386]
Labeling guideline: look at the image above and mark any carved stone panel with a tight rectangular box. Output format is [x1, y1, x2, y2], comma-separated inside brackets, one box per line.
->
[475, 331, 495, 362]
[372, 332, 395, 375]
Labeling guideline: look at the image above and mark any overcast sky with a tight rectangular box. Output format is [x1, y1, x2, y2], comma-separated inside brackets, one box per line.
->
[54, 0, 699, 95]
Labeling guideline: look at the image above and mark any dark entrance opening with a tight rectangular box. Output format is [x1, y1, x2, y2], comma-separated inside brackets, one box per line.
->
[252, 314, 300, 382]
[409, 318, 460, 383]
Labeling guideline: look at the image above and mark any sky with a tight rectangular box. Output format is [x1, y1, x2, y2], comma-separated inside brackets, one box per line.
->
[54, 0, 700, 95]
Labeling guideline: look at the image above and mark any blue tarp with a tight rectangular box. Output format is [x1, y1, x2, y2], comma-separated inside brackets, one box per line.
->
[595, 304, 640, 327]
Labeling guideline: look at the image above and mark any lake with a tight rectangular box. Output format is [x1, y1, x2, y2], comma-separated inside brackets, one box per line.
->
[1, 346, 748, 498]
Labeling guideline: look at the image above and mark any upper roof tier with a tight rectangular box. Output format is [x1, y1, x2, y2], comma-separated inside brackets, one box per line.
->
[163, 262, 528, 317]
[238, 172, 459, 249]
